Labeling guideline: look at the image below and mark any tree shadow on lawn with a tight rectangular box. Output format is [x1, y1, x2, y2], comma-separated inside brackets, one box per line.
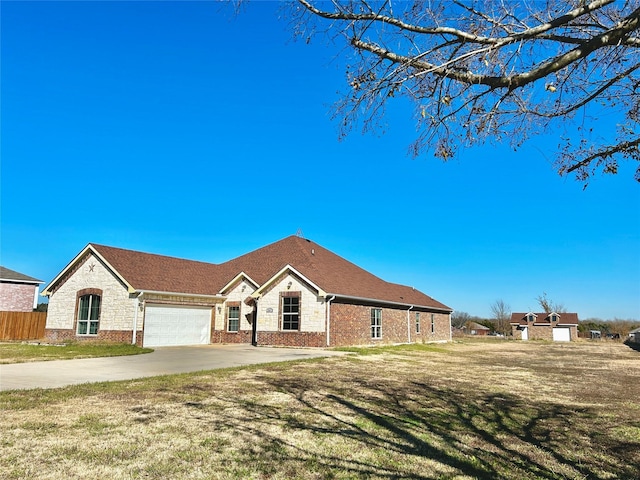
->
[624, 339, 640, 352]
[199, 373, 639, 480]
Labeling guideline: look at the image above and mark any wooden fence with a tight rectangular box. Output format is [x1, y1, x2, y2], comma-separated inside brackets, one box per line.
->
[0, 311, 47, 341]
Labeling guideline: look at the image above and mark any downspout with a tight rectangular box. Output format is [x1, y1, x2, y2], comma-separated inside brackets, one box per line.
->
[449, 312, 453, 342]
[132, 291, 144, 345]
[325, 295, 335, 347]
[407, 305, 414, 344]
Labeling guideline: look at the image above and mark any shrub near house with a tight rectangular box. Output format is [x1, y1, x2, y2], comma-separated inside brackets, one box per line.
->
[42, 236, 452, 348]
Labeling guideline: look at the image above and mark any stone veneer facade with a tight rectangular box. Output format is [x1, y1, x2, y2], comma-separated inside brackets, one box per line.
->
[46, 253, 138, 343]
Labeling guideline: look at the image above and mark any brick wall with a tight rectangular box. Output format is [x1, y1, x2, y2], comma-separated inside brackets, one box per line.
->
[511, 324, 578, 341]
[330, 302, 450, 347]
[0, 282, 38, 312]
[211, 329, 253, 344]
[45, 328, 137, 345]
[257, 331, 326, 347]
[413, 311, 451, 343]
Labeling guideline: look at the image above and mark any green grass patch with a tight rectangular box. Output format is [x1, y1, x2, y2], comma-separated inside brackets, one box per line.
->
[0, 341, 153, 364]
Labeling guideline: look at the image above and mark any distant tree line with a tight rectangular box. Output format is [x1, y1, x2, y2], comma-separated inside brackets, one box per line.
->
[578, 318, 640, 336]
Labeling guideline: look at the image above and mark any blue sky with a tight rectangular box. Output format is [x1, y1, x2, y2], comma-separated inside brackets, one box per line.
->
[2, 1, 639, 320]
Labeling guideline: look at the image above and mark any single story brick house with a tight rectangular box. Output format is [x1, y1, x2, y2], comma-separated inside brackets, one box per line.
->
[0, 266, 44, 312]
[464, 321, 490, 336]
[42, 236, 452, 347]
[510, 312, 579, 341]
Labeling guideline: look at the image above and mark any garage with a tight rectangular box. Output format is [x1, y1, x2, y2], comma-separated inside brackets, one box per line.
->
[552, 327, 571, 342]
[143, 305, 212, 347]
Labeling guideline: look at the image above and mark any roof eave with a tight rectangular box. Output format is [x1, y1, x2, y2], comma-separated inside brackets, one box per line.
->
[1, 278, 44, 285]
[138, 290, 226, 300]
[327, 293, 452, 312]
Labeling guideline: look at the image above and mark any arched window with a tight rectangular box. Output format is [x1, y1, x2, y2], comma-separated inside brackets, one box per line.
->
[77, 293, 101, 335]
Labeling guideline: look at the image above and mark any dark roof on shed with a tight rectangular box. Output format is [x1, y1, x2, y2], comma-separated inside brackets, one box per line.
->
[0, 266, 43, 284]
[510, 312, 579, 325]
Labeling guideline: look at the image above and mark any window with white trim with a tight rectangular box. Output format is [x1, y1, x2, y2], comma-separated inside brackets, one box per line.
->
[371, 308, 382, 339]
[431, 313, 435, 334]
[77, 294, 101, 335]
[415, 312, 421, 333]
[227, 305, 240, 332]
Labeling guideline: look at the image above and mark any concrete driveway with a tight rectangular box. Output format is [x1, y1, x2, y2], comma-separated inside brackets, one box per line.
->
[0, 345, 348, 391]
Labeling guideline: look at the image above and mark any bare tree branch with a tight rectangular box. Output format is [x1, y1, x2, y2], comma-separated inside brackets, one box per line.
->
[289, 0, 640, 184]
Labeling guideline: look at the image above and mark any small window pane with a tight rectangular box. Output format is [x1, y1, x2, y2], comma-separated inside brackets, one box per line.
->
[79, 296, 90, 320]
[90, 296, 101, 320]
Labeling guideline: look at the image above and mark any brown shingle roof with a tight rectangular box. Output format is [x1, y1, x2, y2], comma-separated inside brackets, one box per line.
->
[216, 236, 451, 310]
[91, 245, 222, 296]
[510, 312, 579, 325]
[0, 266, 43, 284]
[81, 236, 450, 310]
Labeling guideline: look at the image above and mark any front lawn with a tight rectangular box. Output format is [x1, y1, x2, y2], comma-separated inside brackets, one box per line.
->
[1, 340, 638, 479]
[0, 342, 153, 364]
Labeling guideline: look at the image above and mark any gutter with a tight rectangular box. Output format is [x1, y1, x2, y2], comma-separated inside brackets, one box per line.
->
[139, 289, 226, 300]
[325, 293, 453, 313]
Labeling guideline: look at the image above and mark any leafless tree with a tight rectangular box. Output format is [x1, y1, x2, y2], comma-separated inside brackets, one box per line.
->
[451, 310, 471, 328]
[536, 292, 567, 313]
[490, 299, 511, 334]
[290, 0, 640, 184]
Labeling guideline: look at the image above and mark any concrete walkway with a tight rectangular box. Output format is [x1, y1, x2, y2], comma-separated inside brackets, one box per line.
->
[0, 344, 348, 391]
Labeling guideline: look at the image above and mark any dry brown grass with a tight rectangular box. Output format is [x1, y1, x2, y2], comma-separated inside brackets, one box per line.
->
[1, 339, 638, 479]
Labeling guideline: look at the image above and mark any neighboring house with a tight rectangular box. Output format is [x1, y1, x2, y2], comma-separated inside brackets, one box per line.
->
[510, 312, 579, 342]
[0, 266, 44, 312]
[629, 327, 640, 344]
[465, 321, 490, 336]
[42, 236, 452, 347]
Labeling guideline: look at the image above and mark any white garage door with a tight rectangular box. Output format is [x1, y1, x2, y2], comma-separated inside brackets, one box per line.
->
[553, 327, 571, 342]
[143, 305, 212, 347]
